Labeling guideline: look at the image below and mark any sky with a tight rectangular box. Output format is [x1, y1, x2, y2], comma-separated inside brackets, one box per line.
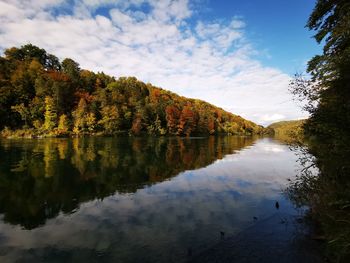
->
[0, 0, 321, 125]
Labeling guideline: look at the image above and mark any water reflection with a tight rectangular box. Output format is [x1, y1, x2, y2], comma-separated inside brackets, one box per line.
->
[0, 136, 254, 229]
[0, 137, 300, 263]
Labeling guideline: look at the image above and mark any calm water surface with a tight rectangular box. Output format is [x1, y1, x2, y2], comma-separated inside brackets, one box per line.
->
[0, 136, 301, 262]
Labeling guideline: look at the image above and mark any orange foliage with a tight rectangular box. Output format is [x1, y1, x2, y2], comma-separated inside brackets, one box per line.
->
[74, 91, 94, 103]
[208, 117, 215, 134]
[131, 116, 142, 135]
[47, 71, 69, 82]
[150, 89, 161, 103]
[165, 105, 181, 134]
[178, 105, 198, 136]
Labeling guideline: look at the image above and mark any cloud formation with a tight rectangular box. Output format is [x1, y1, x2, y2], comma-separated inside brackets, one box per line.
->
[0, 0, 307, 125]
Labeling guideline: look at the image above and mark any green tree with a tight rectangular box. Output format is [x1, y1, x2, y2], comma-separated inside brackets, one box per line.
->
[80, 70, 96, 93]
[11, 103, 30, 128]
[5, 44, 46, 64]
[72, 98, 88, 134]
[291, 0, 350, 138]
[46, 54, 61, 71]
[98, 105, 120, 134]
[62, 58, 80, 84]
[288, 1, 350, 261]
[44, 96, 57, 131]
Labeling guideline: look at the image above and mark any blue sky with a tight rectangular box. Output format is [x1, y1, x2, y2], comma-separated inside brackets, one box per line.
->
[202, 0, 320, 74]
[0, 0, 320, 125]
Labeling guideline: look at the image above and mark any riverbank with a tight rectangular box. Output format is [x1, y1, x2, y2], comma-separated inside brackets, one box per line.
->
[0, 127, 125, 139]
[0, 127, 263, 139]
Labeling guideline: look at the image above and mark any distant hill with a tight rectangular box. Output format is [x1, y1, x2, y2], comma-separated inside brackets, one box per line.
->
[0, 44, 264, 137]
[268, 120, 305, 141]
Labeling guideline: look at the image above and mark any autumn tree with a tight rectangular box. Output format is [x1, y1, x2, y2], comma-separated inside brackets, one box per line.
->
[178, 105, 198, 136]
[98, 105, 120, 134]
[131, 115, 142, 135]
[86, 112, 97, 133]
[43, 96, 57, 131]
[72, 98, 88, 134]
[57, 114, 69, 134]
[165, 105, 180, 134]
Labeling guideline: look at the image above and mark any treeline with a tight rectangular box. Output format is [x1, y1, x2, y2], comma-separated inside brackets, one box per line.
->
[0, 44, 264, 137]
[288, 0, 350, 261]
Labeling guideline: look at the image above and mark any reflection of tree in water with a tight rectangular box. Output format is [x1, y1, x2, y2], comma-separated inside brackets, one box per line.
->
[286, 137, 350, 261]
[0, 136, 255, 229]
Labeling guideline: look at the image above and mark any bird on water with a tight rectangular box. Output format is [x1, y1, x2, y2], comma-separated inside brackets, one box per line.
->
[220, 231, 225, 239]
[275, 201, 280, 210]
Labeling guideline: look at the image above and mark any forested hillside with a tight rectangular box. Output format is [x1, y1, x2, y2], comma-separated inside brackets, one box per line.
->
[0, 44, 264, 137]
[268, 119, 305, 140]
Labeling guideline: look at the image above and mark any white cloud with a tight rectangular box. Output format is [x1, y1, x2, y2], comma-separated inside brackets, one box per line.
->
[0, 0, 307, 125]
[261, 113, 286, 123]
[110, 8, 133, 26]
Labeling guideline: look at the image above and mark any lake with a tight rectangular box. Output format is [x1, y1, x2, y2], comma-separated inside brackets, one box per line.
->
[0, 136, 303, 262]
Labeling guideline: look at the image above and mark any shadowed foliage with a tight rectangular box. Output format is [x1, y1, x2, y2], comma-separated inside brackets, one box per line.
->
[288, 1, 350, 261]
